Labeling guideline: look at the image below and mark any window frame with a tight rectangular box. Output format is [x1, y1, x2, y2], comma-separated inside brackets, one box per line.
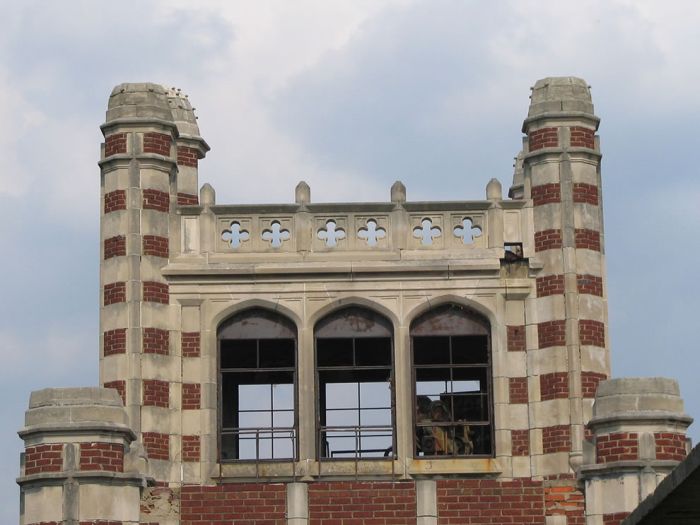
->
[410, 304, 494, 459]
[217, 308, 299, 463]
[314, 306, 396, 461]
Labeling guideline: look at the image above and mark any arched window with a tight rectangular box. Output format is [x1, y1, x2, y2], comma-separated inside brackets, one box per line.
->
[218, 308, 297, 461]
[410, 304, 492, 457]
[315, 307, 394, 459]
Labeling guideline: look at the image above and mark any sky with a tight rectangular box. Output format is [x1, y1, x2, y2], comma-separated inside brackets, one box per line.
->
[1, 0, 700, 520]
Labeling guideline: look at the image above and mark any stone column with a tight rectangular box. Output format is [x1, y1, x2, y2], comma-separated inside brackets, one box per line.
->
[522, 77, 609, 480]
[580, 378, 692, 525]
[18, 388, 148, 525]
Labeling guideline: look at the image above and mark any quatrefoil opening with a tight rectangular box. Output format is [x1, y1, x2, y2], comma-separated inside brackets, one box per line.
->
[453, 217, 482, 245]
[358, 218, 387, 247]
[222, 221, 250, 249]
[262, 221, 291, 248]
[318, 220, 346, 248]
[413, 218, 441, 246]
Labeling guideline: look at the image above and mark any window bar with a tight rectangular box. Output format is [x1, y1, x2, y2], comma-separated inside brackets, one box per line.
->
[255, 428, 260, 479]
[354, 425, 360, 480]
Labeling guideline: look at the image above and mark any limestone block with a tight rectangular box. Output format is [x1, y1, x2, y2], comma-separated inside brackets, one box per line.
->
[577, 295, 605, 323]
[140, 407, 174, 434]
[22, 485, 63, 524]
[140, 304, 176, 330]
[527, 346, 568, 375]
[102, 304, 129, 331]
[102, 211, 129, 238]
[139, 168, 171, 192]
[505, 300, 525, 326]
[533, 204, 562, 232]
[79, 484, 141, 522]
[570, 162, 599, 185]
[512, 456, 531, 478]
[580, 346, 608, 373]
[531, 399, 570, 427]
[141, 355, 179, 382]
[533, 295, 566, 324]
[593, 378, 686, 419]
[528, 159, 562, 185]
[508, 404, 529, 429]
[573, 203, 601, 231]
[532, 451, 570, 477]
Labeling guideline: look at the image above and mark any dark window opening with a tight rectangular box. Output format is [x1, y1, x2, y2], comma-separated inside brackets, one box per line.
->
[411, 304, 493, 457]
[219, 309, 297, 461]
[315, 307, 395, 459]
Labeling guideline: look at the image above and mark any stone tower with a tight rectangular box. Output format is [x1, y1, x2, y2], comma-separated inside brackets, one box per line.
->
[99, 83, 208, 483]
[17, 77, 692, 525]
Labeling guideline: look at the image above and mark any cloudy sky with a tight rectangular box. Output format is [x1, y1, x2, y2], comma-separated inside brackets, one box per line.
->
[2, 0, 699, 519]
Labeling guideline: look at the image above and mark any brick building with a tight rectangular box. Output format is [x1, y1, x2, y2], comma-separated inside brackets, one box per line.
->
[17, 77, 693, 525]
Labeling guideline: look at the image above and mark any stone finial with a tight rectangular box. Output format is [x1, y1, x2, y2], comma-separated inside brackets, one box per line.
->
[486, 178, 502, 201]
[591, 377, 689, 421]
[527, 77, 594, 118]
[509, 150, 525, 199]
[391, 181, 406, 205]
[295, 181, 311, 205]
[200, 183, 216, 207]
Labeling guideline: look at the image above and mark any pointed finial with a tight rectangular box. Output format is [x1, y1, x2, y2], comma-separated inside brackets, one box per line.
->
[391, 181, 406, 205]
[200, 183, 215, 207]
[486, 178, 502, 201]
[295, 181, 311, 205]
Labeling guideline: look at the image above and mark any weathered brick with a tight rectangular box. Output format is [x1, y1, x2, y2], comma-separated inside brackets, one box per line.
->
[540, 372, 569, 400]
[181, 332, 200, 357]
[104, 189, 127, 214]
[142, 188, 170, 212]
[182, 435, 200, 462]
[596, 432, 638, 463]
[581, 371, 607, 398]
[511, 429, 529, 456]
[509, 377, 528, 404]
[570, 126, 595, 149]
[579, 319, 605, 347]
[104, 281, 126, 305]
[143, 328, 169, 355]
[573, 182, 599, 205]
[103, 380, 126, 405]
[536, 274, 565, 297]
[142, 235, 169, 258]
[182, 383, 201, 410]
[103, 328, 126, 356]
[529, 127, 559, 151]
[177, 146, 200, 168]
[177, 192, 199, 205]
[181, 482, 286, 523]
[104, 133, 127, 157]
[79, 442, 123, 472]
[143, 379, 169, 408]
[104, 235, 126, 260]
[24, 444, 63, 475]
[142, 432, 169, 461]
[534, 229, 563, 252]
[143, 132, 171, 156]
[543, 425, 571, 454]
[532, 183, 561, 206]
[654, 432, 687, 461]
[577, 274, 603, 296]
[574, 228, 601, 251]
[538, 320, 566, 348]
[143, 281, 169, 304]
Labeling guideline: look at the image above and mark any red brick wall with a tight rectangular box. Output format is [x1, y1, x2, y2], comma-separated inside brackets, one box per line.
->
[543, 425, 571, 454]
[142, 432, 169, 460]
[581, 371, 607, 398]
[507, 325, 526, 352]
[104, 235, 126, 259]
[536, 274, 565, 297]
[143, 132, 171, 156]
[570, 126, 595, 149]
[579, 319, 605, 347]
[573, 183, 599, 205]
[103, 328, 127, 356]
[104, 281, 126, 305]
[143, 281, 169, 304]
[79, 522, 123, 525]
[538, 320, 566, 348]
[181, 483, 286, 524]
[540, 372, 569, 400]
[577, 274, 603, 296]
[655, 432, 687, 461]
[529, 127, 559, 151]
[104, 189, 127, 214]
[509, 377, 528, 404]
[534, 229, 563, 252]
[177, 192, 199, 205]
[143, 235, 169, 258]
[596, 432, 638, 463]
[177, 146, 200, 167]
[79, 442, 123, 472]
[309, 481, 416, 525]
[182, 332, 201, 357]
[24, 444, 63, 475]
[545, 481, 585, 525]
[603, 512, 630, 525]
[143, 328, 169, 355]
[104, 380, 126, 405]
[532, 183, 561, 206]
[143, 379, 169, 408]
[142, 188, 170, 212]
[574, 228, 601, 251]
[182, 435, 200, 462]
[105, 133, 127, 157]
[437, 479, 544, 524]
[182, 383, 201, 410]
[512, 429, 530, 456]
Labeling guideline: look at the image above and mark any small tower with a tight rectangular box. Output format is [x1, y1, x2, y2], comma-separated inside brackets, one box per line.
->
[521, 77, 609, 475]
[99, 83, 208, 485]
